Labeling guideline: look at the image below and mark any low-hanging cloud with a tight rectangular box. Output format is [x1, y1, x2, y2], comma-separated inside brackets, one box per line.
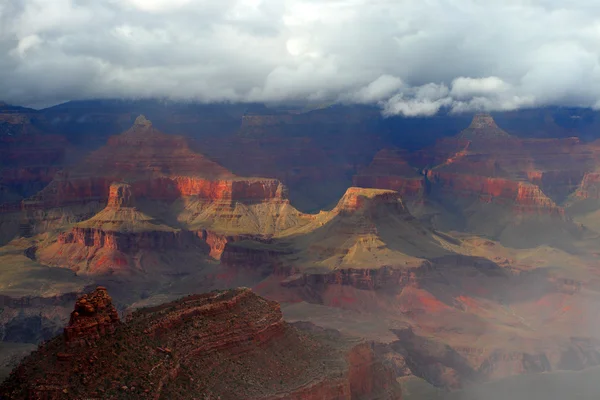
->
[2, 0, 600, 115]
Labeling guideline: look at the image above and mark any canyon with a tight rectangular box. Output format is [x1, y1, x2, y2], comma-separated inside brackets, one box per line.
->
[4, 103, 600, 397]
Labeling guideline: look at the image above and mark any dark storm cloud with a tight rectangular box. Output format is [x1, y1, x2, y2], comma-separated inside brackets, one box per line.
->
[2, 0, 600, 114]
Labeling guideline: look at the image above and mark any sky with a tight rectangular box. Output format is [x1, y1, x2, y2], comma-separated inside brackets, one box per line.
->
[2, 0, 600, 115]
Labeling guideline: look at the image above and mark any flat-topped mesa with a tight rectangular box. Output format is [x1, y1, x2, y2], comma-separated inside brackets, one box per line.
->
[63, 286, 120, 346]
[334, 187, 409, 216]
[107, 182, 135, 208]
[458, 113, 511, 140]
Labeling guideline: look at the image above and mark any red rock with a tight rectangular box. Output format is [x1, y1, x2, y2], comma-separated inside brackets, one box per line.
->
[427, 171, 564, 215]
[36, 183, 211, 275]
[63, 287, 119, 346]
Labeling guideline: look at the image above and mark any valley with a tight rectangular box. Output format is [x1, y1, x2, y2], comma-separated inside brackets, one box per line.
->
[3, 103, 600, 398]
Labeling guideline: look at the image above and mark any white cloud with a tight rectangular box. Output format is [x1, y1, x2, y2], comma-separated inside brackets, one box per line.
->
[2, 0, 600, 112]
[383, 95, 452, 117]
[12, 34, 42, 58]
[343, 75, 404, 103]
[451, 77, 511, 100]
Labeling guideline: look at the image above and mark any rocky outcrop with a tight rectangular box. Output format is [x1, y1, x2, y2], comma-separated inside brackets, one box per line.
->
[353, 175, 424, 199]
[0, 288, 402, 400]
[63, 287, 120, 347]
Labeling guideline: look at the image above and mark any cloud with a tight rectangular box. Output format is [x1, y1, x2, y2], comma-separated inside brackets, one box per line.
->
[451, 77, 511, 100]
[382, 82, 451, 117]
[342, 75, 404, 103]
[2, 0, 600, 113]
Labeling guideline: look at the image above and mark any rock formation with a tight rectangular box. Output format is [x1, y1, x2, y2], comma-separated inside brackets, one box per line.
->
[7, 116, 314, 249]
[457, 113, 511, 140]
[0, 287, 403, 400]
[351, 115, 596, 246]
[24, 115, 235, 211]
[36, 182, 210, 275]
[63, 287, 120, 346]
[222, 187, 458, 276]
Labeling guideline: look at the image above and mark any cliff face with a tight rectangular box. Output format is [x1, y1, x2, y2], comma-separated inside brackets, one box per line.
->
[427, 171, 564, 215]
[175, 181, 311, 236]
[56, 228, 201, 254]
[0, 288, 402, 400]
[26, 176, 287, 210]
